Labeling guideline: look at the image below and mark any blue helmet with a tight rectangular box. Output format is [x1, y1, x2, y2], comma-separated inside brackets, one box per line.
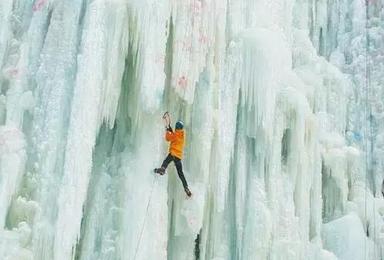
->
[175, 120, 184, 130]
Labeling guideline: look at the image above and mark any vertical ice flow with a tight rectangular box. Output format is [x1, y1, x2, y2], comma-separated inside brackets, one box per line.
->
[0, 1, 383, 260]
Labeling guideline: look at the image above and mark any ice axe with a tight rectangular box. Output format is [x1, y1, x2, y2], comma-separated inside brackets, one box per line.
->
[162, 112, 171, 129]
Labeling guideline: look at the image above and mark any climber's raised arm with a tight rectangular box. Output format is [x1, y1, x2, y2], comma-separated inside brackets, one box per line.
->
[165, 128, 176, 141]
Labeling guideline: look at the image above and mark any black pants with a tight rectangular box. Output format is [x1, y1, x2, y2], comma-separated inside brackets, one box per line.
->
[161, 153, 188, 189]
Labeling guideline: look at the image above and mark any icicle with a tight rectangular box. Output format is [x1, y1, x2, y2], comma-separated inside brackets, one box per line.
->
[0, 127, 26, 226]
[127, 0, 171, 112]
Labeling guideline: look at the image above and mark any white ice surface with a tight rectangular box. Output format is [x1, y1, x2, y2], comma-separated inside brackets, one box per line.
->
[0, 0, 383, 260]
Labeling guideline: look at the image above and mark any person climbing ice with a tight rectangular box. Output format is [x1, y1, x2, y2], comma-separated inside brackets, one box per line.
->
[154, 112, 192, 197]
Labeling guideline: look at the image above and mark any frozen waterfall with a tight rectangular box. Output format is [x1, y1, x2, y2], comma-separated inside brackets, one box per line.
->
[0, 0, 384, 259]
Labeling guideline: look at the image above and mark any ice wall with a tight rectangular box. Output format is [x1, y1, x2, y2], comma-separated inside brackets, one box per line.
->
[0, 0, 383, 260]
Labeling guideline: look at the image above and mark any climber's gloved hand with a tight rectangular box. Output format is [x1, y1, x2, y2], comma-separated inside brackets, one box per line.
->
[166, 125, 173, 132]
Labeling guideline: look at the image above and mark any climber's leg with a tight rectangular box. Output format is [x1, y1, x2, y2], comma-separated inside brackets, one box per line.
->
[154, 154, 173, 175]
[174, 157, 191, 197]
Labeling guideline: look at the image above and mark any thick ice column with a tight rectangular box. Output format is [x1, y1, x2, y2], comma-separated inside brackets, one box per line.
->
[0, 2, 34, 233]
[198, 42, 242, 258]
[98, 3, 129, 127]
[0, 127, 26, 226]
[75, 126, 125, 260]
[28, 1, 58, 75]
[321, 138, 351, 221]
[5, 70, 33, 129]
[277, 86, 316, 243]
[118, 113, 168, 260]
[0, 1, 13, 68]
[4, 68, 33, 129]
[223, 0, 344, 253]
[170, 0, 221, 103]
[348, 149, 384, 260]
[242, 180, 272, 259]
[292, 10, 352, 230]
[213, 42, 241, 213]
[309, 132, 323, 242]
[167, 70, 214, 260]
[53, 1, 128, 259]
[226, 27, 295, 259]
[28, 1, 85, 259]
[176, 14, 232, 260]
[128, 0, 170, 112]
[309, 0, 328, 55]
[293, 1, 384, 256]
[3, 2, 36, 129]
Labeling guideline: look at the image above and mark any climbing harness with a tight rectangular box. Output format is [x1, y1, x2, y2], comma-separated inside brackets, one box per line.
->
[133, 174, 158, 260]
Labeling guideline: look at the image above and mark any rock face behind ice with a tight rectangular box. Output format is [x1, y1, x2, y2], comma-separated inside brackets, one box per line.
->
[0, 0, 383, 260]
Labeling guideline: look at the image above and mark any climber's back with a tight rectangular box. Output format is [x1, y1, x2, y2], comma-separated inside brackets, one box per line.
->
[166, 126, 185, 159]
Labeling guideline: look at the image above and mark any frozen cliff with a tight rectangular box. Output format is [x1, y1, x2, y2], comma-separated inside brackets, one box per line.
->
[0, 0, 383, 259]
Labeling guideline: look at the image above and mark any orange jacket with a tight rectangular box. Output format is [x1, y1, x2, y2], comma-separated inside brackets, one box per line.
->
[165, 129, 185, 159]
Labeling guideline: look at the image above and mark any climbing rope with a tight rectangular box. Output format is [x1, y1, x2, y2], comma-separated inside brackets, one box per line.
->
[363, 1, 374, 259]
[133, 112, 170, 259]
[365, 3, 378, 257]
[365, 7, 378, 256]
[133, 174, 158, 260]
[363, 0, 368, 258]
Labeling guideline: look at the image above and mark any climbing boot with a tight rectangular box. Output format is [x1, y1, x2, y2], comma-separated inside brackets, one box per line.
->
[184, 187, 192, 197]
[154, 167, 166, 175]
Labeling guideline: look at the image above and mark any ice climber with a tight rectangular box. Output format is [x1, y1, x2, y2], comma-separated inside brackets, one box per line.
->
[154, 112, 192, 197]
